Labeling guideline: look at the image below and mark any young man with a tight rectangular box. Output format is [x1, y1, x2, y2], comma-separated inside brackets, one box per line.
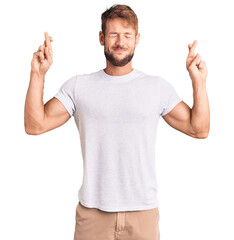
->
[24, 4, 210, 240]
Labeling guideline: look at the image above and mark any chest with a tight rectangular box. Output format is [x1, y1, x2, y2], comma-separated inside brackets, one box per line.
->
[75, 81, 161, 122]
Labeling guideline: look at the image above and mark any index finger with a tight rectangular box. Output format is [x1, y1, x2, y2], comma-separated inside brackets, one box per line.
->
[44, 32, 52, 49]
[188, 40, 198, 57]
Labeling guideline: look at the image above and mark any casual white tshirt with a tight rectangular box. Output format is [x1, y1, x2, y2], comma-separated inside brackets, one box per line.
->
[54, 68, 182, 212]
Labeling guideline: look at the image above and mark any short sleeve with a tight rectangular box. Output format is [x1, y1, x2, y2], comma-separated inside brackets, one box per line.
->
[159, 77, 182, 117]
[54, 76, 77, 117]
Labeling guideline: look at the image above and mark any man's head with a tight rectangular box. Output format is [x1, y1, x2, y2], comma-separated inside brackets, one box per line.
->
[99, 4, 140, 67]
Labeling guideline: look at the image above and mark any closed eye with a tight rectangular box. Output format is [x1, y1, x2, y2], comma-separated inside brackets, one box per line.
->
[109, 34, 117, 38]
[108, 33, 132, 38]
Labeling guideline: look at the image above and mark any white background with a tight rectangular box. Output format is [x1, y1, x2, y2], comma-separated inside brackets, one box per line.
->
[1, 0, 233, 239]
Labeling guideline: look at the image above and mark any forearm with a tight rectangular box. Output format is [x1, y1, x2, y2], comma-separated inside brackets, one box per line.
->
[24, 71, 45, 134]
[190, 81, 210, 138]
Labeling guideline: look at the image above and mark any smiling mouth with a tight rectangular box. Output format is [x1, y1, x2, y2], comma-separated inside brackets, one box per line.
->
[114, 48, 127, 52]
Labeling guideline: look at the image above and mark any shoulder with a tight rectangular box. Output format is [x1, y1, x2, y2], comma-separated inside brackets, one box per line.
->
[74, 69, 102, 82]
[64, 70, 98, 85]
[136, 69, 167, 85]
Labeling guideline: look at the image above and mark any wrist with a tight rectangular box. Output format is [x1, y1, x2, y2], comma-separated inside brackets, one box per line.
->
[30, 71, 45, 80]
[192, 79, 206, 91]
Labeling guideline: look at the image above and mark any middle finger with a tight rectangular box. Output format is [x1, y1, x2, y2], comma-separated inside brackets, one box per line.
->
[188, 40, 197, 58]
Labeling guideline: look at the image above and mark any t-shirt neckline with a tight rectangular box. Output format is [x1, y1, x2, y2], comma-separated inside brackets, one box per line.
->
[99, 68, 137, 81]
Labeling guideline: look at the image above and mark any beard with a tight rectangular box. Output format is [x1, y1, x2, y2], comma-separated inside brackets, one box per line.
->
[104, 46, 135, 67]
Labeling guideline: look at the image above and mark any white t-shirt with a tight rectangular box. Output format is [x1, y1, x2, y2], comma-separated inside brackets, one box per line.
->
[54, 68, 182, 212]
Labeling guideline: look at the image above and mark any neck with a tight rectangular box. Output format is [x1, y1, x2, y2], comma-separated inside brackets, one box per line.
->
[104, 61, 133, 76]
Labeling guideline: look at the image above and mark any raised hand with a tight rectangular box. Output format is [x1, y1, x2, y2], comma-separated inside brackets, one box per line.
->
[186, 40, 208, 84]
[31, 32, 53, 76]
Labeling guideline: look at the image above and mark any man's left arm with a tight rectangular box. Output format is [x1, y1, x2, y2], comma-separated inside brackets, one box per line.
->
[162, 40, 210, 139]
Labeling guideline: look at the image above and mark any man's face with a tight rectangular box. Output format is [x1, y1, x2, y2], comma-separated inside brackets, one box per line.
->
[99, 18, 140, 67]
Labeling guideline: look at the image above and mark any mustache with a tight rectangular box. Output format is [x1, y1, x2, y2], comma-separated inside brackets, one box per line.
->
[113, 47, 128, 50]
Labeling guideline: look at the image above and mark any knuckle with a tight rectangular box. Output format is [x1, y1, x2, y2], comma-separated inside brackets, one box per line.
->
[188, 65, 193, 71]
[39, 53, 44, 59]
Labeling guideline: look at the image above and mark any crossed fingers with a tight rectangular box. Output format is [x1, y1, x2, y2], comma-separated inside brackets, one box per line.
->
[188, 40, 198, 58]
[186, 40, 208, 80]
[37, 32, 53, 63]
[186, 40, 202, 70]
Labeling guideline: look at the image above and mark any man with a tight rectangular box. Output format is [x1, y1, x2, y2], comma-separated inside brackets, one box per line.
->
[24, 4, 210, 240]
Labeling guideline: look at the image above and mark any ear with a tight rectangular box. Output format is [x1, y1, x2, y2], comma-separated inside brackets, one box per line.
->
[99, 31, 104, 46]
[135, 33, 140, 47]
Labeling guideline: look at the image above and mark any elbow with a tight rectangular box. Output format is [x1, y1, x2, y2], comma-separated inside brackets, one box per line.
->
[195, 128, 210, 139]
[25, 127, 41, 135]
[195, 132, 209, 139]
[24, 121, 43, 135]
[190, 120, 210, 139]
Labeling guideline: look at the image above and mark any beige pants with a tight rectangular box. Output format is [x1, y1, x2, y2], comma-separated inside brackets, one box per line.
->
[74, 201, 160, 240]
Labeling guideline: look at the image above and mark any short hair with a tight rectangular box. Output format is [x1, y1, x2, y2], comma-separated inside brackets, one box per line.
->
[101, 4, 138, 36]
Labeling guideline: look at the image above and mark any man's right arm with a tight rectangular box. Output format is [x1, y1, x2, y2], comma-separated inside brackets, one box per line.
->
[24, 32, 70, 135]
[24, 72, 71, 135]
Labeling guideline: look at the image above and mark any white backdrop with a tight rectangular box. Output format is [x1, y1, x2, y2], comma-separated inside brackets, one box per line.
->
[1, 0, 233, 239]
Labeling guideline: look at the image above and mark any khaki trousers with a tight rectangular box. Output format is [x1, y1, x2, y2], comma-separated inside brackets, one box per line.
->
[74, 201, 160, 240]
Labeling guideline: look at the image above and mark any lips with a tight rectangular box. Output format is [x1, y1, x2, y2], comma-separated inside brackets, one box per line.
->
[114, 48, 127, 52]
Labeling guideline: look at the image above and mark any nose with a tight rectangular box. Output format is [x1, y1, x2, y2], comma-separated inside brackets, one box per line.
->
[115, 34, 125, 46]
